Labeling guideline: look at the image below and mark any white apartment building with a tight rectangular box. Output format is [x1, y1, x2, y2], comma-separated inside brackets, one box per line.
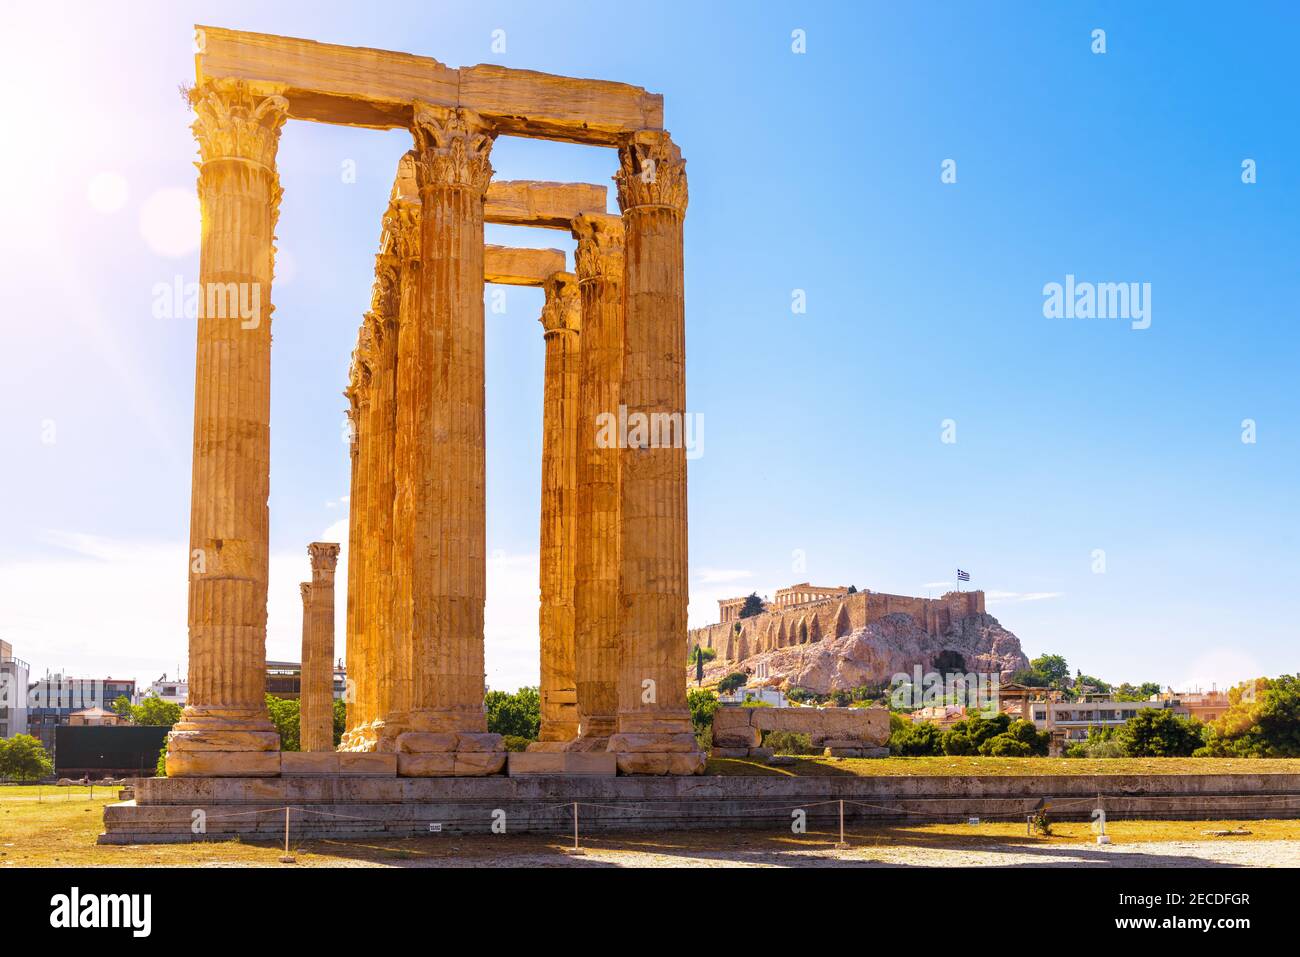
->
[144, 675, 188, 705]
[0, 640, 31, 738]
[1028, 693, 1186, 746]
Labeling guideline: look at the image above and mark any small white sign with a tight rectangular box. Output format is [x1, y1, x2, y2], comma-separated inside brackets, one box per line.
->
[428, 823, 442, 833]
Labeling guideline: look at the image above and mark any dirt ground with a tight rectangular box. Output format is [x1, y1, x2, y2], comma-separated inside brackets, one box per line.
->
[3, 786, 1298, 867]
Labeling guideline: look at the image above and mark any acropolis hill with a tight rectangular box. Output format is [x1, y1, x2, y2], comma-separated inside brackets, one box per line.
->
[689, 585, 1030, 695]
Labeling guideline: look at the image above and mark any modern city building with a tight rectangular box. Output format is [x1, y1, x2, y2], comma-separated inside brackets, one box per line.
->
[26, 674, 136, 757]
[0, 640, 31, 739]
[265, 660, 348, 701]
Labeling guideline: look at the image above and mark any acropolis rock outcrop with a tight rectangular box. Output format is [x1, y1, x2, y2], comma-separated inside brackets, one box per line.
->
[694, 591, 1030, 695]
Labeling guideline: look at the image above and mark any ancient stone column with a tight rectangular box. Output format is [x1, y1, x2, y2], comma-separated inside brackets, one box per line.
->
[341, 244, 401, 752]
[532, 272, 581, 747]
[384, 107, 504, 776]
[302, 542, 340, 752]
[568, 213, 625, 750]
[167, 80, 289, 777]
[380, 189, 422, 746]
[341, 335, 371, 740]
[609, 131, 705, 774]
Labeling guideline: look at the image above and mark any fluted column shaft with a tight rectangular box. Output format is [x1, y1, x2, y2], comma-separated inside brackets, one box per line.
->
[303, 543, 340, 752]
[168, 80, 288, 776]
[536, 273, 582, 743]
[609, 132, 704, 775]
[570, 214, 625, 747]
[385, 198, 422, 736]
[364, 270, 400, 739]
[386, 108, 504, 776]
[342, 348, 370, 736]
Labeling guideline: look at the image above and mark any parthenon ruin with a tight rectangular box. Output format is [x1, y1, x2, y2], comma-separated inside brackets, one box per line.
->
[165, 26, 703, 777]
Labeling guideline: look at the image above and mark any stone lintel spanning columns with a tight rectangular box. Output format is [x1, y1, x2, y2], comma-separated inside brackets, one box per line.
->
[167, 78, 289, 778]
[302, 542, 340, 752]
[383, 105, 504, 777]
[569, 212, 625, 749]
[533, 272, 582, 745]
[393, 152, 607, 230]
[485, 181, 607, 229]
[609, 131, 705, 775]
[194, 26, 664, 145]
[483, 245, 567, 286]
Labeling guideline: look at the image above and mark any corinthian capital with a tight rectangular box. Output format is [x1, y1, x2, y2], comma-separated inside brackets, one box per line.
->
[190, 80, 290, 167]
[540, 272, 582, 335]
[410, 106, 496, 195]
[370, 250, 401, 323]
[307, 541, 341, 573]
[572, 213, 625, 284]
[615, 130, 687, 216]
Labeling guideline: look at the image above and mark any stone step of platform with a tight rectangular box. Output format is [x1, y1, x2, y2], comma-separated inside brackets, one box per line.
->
[101, 773, 1300, 844]
[506, 752, 616, 776]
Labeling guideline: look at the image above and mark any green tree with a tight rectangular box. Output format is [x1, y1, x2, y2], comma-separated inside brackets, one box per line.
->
[978, 719, 1050, 757]
[1198, 676, 1300, 757]
[717, 672, 747, 695]
[131, 695, 183, 727]
[1114, 682, 1161, 702]
[111, 694, 134, 719]
[265, 694, 301, 752]
[738, 593, 765, 619]
[942, 712, 1011, 755]
[484, 686, 541, 739]
[1116, 707, 1204, 757]
[889, 719, 943, 756]
[687, 688, 719, 736]
[687, 645, 717, 666]
[333, 697, 347, 748]
[0, 734, 54, 781]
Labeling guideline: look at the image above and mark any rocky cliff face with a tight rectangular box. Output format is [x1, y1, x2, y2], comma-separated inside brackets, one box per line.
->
[699, 612, 1029, 695]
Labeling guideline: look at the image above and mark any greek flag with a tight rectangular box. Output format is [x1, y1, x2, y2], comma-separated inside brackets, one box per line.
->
[956, 569, 971, 582]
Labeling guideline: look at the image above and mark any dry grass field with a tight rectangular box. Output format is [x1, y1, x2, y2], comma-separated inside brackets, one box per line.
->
[705, 755, 1300, 776]
[2, 782, 1298, 867]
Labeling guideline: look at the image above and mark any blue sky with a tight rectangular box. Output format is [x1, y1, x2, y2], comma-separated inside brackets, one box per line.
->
[1, 1, 1296, 694]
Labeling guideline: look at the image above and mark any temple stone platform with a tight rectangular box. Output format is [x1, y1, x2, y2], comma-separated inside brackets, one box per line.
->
[99, 772, 1300, 844]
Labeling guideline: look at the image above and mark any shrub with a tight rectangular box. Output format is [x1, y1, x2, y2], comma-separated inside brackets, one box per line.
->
[687, 646, 717, 665]
[501, 735, 533, 753]
[762, 731, 817, 755]
[717, 672, 747, 695]
[0, 735, 54, 782]
[889, 720, 944, 756]
[484, 686, 541, 739]
[1116, 707, 1204, 757]
[979, 735, 1031, 757]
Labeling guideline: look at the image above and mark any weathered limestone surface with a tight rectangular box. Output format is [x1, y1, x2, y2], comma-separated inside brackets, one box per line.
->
[608, 132, 704, 775]
[104, 772, 1300, 842]
[171, 29, 706, 780]
[341, 339, 367, 740]
[710, 706, 890, 758]
[507, 751, 616, 776]
[341, 231, 402, 751]
[570, 213, 625, 748]
[302, 542, 339, 752]
[168, 80, 288, 776]
[382, 107, 503, 775]
[194, 26, 664, 143]
[483, 245, 567, 286]
[534, 273, 582, 743]
[485, 180, 607, 229]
